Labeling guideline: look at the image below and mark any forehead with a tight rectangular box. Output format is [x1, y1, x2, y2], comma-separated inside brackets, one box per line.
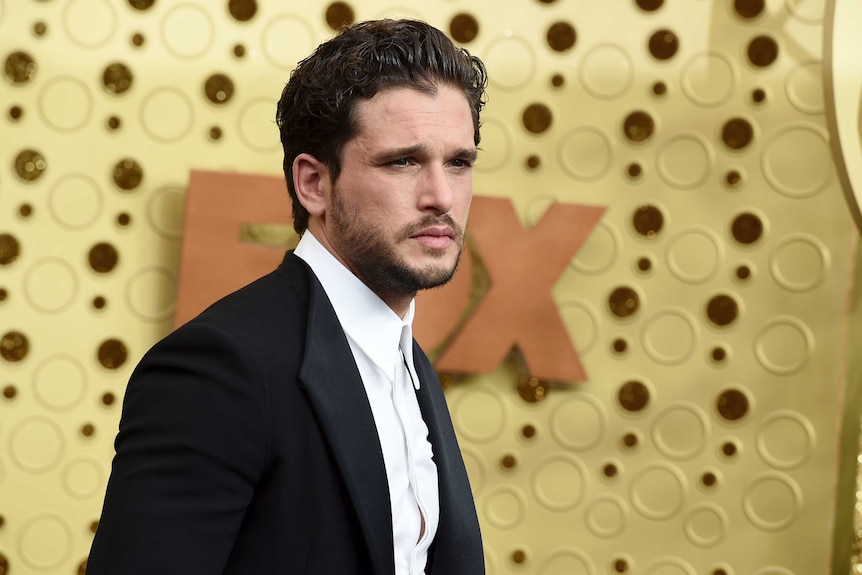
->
[350, 85, 475, 146]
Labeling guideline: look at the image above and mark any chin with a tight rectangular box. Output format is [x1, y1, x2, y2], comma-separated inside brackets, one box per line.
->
[417, 260, 460, 289]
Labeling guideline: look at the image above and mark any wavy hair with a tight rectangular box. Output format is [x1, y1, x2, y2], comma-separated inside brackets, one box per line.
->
[276, 19, 488, 233]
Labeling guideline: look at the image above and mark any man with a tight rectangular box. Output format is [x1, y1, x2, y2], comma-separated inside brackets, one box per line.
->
[87, 19, 487, 575]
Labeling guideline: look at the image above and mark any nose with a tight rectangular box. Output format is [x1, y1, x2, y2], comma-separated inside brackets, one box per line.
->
[418, 164, 454, 215]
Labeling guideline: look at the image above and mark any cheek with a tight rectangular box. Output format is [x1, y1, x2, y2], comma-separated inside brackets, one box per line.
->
[333, 179, 387, 214]
[455, 187, 473, 221]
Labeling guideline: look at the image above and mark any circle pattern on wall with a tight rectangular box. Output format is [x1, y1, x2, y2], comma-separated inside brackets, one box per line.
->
[0, 3, 852, 575]
[18, 513, 73, 570]
[161, 5, 215, 58]
[485, 36, 536, 91]
[33, 355, 87, 411]
[38, 77, 93, 132]
[63, 0, 116, 48]
[630, 462, 687, 520]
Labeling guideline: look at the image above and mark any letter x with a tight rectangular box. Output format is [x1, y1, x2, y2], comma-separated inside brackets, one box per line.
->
[435, 196, 606, 382]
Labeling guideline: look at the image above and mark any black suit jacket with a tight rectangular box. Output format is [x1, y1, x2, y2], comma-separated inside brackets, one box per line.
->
[87, 252, 484, 574]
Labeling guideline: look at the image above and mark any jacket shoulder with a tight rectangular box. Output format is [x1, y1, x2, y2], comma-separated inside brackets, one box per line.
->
[186, 251, 309, 333]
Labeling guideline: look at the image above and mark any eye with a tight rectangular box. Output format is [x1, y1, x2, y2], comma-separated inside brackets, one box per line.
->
[450, 158, 473, 168]
[390, 157, 411, 166]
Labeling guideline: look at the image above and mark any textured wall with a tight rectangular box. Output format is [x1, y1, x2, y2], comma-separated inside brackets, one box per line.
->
[0, 0, 858, 574]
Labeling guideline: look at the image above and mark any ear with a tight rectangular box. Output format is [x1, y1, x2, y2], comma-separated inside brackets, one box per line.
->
[292, 153, 330, 217]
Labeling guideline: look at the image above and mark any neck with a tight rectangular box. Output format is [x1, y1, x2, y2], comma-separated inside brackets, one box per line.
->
[373, 290, 413, 319]
[303, 224, 415, 318]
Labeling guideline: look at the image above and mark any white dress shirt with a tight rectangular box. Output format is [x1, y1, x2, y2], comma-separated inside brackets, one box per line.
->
[295, 231, 440, 575]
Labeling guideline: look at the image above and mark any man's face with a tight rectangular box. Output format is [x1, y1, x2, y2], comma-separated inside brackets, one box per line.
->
[321, 84, 476, 309]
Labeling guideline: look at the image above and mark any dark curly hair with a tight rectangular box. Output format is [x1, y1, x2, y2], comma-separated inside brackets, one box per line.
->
[275, 19, 488, 233]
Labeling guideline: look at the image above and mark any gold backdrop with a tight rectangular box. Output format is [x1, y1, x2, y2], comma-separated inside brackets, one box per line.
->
[1, 0, 861, 574]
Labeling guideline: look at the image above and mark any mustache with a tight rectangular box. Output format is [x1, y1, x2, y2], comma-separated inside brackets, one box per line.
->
[398, 215, 465, 242]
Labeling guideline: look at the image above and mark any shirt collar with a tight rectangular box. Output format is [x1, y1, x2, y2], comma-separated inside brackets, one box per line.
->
[294, 231, 418, 387]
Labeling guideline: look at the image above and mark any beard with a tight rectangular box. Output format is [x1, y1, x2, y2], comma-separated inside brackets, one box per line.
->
[329, 187, 465, 300]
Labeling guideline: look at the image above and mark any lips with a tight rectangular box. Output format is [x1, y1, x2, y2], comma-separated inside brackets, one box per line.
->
[411, 226, 454, 249]
[412, 226, 454, 239]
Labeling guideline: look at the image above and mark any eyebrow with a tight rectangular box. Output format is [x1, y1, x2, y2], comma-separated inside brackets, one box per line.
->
[373, 145, 479, 164]
[455, 147, 480, 162]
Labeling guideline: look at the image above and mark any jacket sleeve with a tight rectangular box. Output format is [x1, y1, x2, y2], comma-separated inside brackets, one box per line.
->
[86, 321, 269, 574]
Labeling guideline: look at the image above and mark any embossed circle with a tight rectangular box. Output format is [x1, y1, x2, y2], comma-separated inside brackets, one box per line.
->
[642, 310, 697, 365]
[454, 388, 506, 442]
[539, 550, 595, 575]
[141, 88, 194, 142]
[681, 52, 735, 107]
[769, 234, 828, 292]
[743, 472, 801, 530]
[238, 98, 280, 152]
[666, 229, 722, 283]
[630, 462, 686, 520]
[147, 186, 185, 239]
[485, 36, 536, 91]
[551, 394, 606, 451]
[786, 0, 824, 23]
[485, 487, 526, 529]
[656, 134, 712, 189]
[38, 77, 93, 132]
[9, 416, 65, 472]
[762, 125, 832, 198]
[474, 119, 510, 173]
[18, 513, 73, 570]
[24, 258, 78, 313]
[756, 411, 815, 470]
[580, 45, 633, 99]
[126, 266, 177, 321]
[570, 221, 619, 275]
[754, 317, 813, 375]
[559, 128, 613, 181]
[33, 355, 87, 411]
[559, 301, 599, 354]
[753, 567, 796, 575]
[644, 557, 697, 575]
[786, 62, 823, 114]
[62, 457, 104, 499]
[263, 16, 315, 69]
[684, 503, 728, 547]
[161, 4, 214, 58]
[532, 456, 587, 511]
[49, 174, 103, 229]
[63, 0, 116, 47]
[585, 494, 628, 538]
[652, 403, 709, 460]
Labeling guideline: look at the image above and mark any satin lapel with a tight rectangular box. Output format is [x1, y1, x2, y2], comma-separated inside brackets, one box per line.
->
[411, 342, 485, 575]
[282, 254, 395, 575]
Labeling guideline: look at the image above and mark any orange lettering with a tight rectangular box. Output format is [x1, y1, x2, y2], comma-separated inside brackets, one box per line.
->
[433, 196, 606, 382]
